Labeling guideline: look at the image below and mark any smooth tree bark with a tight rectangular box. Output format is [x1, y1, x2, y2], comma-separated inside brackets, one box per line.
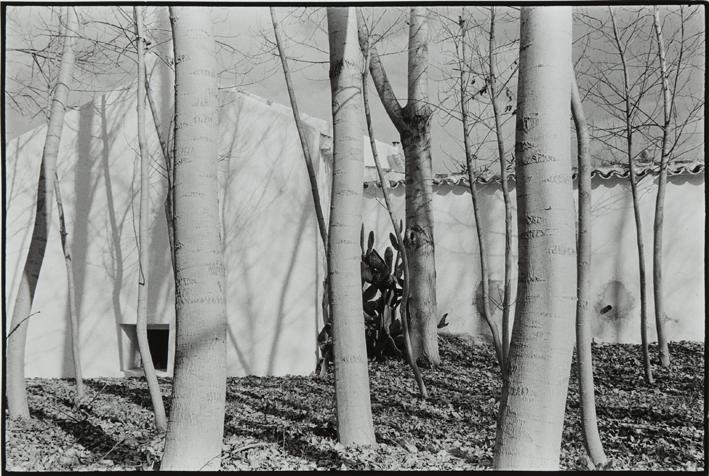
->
[6, 6, 77, 419]
[161, 7, 228, 470]
[571, 72, 607, 467]
[361, 45, 427, 399]
[326, 6, 377, 446]
[609, 9, 653, 385]
[270, 6, 329, 250]
[53, 173, 84, 404]
[651, 6, 671, 368]
[270, 7, 331, 372]
[358, 7, 440, 367]
[488, 7, 515, 363]
[144, 68, 176, 273]
[133, 5, 168, 433]
[458, 15, 504, 372]
[493, 7, 576, 469]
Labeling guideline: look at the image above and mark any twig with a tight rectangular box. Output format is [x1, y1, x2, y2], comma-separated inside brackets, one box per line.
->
[4, 312, 40, 341]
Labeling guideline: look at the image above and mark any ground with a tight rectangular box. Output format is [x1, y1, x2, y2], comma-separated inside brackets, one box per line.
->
[4, 335, 704, 471]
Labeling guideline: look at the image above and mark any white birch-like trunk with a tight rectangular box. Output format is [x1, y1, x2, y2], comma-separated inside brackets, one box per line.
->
[572, 71, 607, 467]
[134, 5, 168, 433]
[652, 6, 671, 368]
[493, 7, 575, 469]
[402, 7, 440, 367]
[6, 7, 77, 419]
[609, 9, 654, 385]
[161, 7, 227, 470]
[357, 8, 440, 367]
[326, 6, 376, 446]
[53, 173, 84, 404]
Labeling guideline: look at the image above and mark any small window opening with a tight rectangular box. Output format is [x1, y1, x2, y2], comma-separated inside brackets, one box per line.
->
[121, 324, 170, 373]
[147, 328, 169, 371]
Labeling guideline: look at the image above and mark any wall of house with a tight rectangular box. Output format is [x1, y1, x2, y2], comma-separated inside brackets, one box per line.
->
[5, 85, 703, 379]
[361, 172, 705, 345]
[4, 89, 332, 378]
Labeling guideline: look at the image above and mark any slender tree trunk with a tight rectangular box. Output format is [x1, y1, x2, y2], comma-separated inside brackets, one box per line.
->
[652, 6, 671, 368]
[488, 7, 514, 364]
[458, 14, 505, 373]
[270, 7, 328, 251]
[493, 7, 576, 469]
[326, 6, 376, 446]
[133, 5, 168, 433]
[144, 69, 176, 274]
[270, 7, 331, 374]
[6, 7, 76, 419]
[357, 8, 440, 367]
[161, 7, 228, 470]
[609, 9, 653, 385]
[361, 49, 427, 399]
[53, 172, 84, 405]
[571, 71, 607, 467]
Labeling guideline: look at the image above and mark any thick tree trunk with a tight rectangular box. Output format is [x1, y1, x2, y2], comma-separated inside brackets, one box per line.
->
[6, 7, 76, 419]
[326, 6, 377, 446]
[493, 7, 576, 469]
[652, 7, 671, 368]
[161, 7, 228, 470]
[572, 72, 607, 467]
[358, 8, 440, 367]
[402, 8, 439, 367]
[53, 173, 84, 405]
[362, 49, 427, 398]
[134, 6, 168, 433]
[609, 9, 654, 385]
[458, 14, 504, 372]
[488, 7, 514, 364]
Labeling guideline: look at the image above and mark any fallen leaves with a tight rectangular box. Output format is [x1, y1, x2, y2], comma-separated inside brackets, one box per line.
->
[4, 337, 703, 471]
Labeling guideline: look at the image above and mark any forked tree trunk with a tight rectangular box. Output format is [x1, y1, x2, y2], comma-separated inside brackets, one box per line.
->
[133, 5, 168, 433]
[161, 7, 228, 470]
[358, 8, 440, 367]
[571, 72, 607, 467]
[6, 7, 76, 419]
[609, 9, 653, 385]
[493, 7, 576, 469]
[326, 6, 377, 446]
[458, 14, 504, 373]
[361, 47, 427, 398]
[488, 7, 515, 363]
[53, 173, 84, 405]
[651, 6, 671, 368]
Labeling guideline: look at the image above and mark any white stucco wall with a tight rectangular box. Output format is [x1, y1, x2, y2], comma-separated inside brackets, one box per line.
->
[361, 171, 705, 345]
[4, 85, 704, 379]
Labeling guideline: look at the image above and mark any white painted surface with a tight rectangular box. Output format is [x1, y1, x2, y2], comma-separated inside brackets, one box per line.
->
[4, 88, 704, 378]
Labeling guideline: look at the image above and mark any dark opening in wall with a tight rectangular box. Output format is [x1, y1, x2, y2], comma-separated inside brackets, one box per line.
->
[147, 328, 169, 371]
[120, 324, 171, 374]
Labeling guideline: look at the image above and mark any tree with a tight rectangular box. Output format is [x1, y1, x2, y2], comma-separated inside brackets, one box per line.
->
[608, 8, 654, 384]
[360, 32, 427, 398]
[269, 6, 330, 373]
[493, 7, 576, 469]
[358, 7, 441, 367]
[649, 5, 704, 368]
[6, 6, 77, 419]
[456, 13, 505, 372]
[326, 6, 377, 446]
[160, 7, 228, 470]
[53, 172, 84, 405]
[133, 5, 168, 433]
[572, 71, 607, 467]
[487, 7, 515, 363]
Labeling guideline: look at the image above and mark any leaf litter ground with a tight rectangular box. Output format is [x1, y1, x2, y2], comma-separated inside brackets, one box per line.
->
[4, 335, 704, 470]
